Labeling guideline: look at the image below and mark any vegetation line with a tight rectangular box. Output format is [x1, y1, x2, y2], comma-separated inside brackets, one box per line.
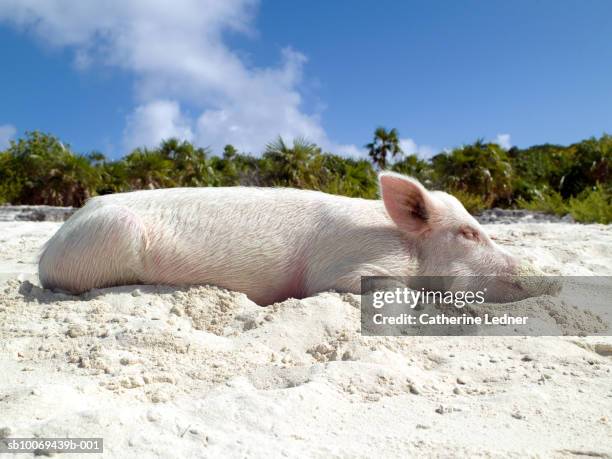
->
[0, 129, 610, 224]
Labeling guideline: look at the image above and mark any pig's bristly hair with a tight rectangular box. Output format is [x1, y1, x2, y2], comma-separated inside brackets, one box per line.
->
[37, 177, 524, 303]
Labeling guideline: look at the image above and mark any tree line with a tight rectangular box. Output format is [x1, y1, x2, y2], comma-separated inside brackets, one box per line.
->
[0, 129, 610, 223]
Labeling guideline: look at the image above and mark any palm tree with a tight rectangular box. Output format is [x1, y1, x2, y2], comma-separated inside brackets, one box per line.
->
[263, 136, 320, 187]
[223, 144, 238, 160]
[124, 148, 175, 190]
[366, 127, 403, 169]
[157, 138, 210, 186]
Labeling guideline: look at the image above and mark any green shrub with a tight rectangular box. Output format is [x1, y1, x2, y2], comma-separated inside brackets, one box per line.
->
[0, 151, 22, 203]
[391, 154, 431, 183]
[516, 189, 569, 216]
[0, 129, 610, 217]
[568, 186, 612, 224]
[1, 131, 100, 206]
[431, 140, 513, 206]
[449, 189, 493, 215]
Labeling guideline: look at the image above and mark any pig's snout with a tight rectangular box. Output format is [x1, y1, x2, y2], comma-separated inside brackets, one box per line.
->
[515, 260, 546, 276]
[485, 262, 561, 303]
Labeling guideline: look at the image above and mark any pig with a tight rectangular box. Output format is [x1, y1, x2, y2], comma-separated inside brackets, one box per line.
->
[38, 172, 534, 305]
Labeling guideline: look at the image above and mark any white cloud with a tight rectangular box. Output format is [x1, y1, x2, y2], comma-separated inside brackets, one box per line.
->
[0, 0, 359, 155]
[494, 133, 512, 150]
[193, 47, 330, 153]
[0, 124, 16, 149]
[399, 138, 438, 159]
[124, 100, 194, 150]
[333, 144, 366, 158]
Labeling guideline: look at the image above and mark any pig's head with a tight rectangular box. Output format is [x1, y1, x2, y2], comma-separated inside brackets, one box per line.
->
[379, 172, 554, 301]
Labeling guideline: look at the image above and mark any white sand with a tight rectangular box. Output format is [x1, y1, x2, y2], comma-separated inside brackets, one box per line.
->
[1, 220, 611, 458]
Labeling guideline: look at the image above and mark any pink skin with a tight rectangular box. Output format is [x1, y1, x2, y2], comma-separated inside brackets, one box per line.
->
[379, 173, 529, 300]
[39, 173, 538, 305]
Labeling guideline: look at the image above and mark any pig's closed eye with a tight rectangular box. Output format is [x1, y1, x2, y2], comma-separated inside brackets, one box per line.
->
[459, 227, 481, 242]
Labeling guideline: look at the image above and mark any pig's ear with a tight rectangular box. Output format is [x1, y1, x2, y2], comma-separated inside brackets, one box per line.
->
[379, 172, 436, 234]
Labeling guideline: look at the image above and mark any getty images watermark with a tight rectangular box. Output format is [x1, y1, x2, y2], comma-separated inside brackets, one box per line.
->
[360, 276, 612, 336]
[371, 286, 526, 325]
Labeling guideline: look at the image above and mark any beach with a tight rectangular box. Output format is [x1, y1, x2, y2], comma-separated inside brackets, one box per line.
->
[1, 211, 611, 458]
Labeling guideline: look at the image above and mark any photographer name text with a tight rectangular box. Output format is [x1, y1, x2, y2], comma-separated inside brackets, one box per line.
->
[372, 312, 528, 326]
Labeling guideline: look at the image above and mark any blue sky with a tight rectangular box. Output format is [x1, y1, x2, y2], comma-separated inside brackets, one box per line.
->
[0, 0, 611, 158]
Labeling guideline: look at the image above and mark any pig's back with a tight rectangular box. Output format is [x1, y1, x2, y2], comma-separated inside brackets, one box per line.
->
[82, 187, 391, 303]
[88, 186, 372, 236]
